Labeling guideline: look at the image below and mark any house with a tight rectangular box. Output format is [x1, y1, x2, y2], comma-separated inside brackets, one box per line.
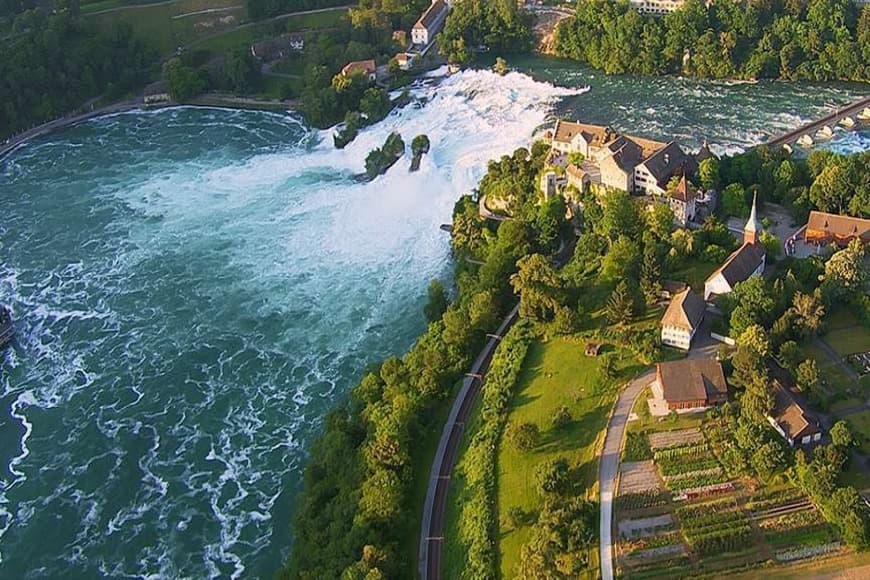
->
[394, 52, 415, 71]
[704, 194, 766, 301]
[651, 359, 728, 412]
[549, 120, 617, 157]
[660, 288, 706, 350]
[585, 343, 602, 357]
[341, 59, 377, 82]
[289, 33, 304, 52]
[412, 0, 449, 46]
[143, 81, 170, 104]
[628, 0, 685, 16]
[803, 211, 870, 247]
[767, 380, 822, 447]
[566, 163, 590, 191]
[668, 175, 698, 227]
[634, 141, 695, 196]
[540, 170, 566, 199]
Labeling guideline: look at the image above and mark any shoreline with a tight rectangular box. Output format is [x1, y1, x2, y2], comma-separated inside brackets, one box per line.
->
[0, 95, 298, 162]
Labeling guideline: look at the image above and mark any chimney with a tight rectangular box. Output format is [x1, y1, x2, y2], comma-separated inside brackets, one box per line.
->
[664, 153, 670, 165]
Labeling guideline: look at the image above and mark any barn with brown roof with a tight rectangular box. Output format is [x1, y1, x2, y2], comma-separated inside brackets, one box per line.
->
[804, 211, 870, 247]
[651, 359, 728, 413]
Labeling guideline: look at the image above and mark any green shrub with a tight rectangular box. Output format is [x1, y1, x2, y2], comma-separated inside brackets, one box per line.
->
[624, 432, 652, 462]
[508, 421, 540, 451]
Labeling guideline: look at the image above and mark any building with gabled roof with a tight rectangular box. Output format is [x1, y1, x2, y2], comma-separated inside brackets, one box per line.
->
[660, 288, 706, 350]
[767, 375, 822, 447]
[668, 174, 699, 226]
[412, 0, 449, 46]
[804, 211, 870, 247]
[550, 120, 618, 157]
[704, 193, 766, 301]
[651, 359, 728, 412]
[341, 59, 377, 81]
[634, 141, 696, 196]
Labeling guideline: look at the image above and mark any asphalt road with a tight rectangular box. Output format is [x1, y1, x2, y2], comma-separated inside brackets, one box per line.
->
[598, 370, 654, 580]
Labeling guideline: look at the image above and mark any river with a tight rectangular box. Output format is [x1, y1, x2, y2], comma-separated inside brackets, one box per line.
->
[0, 60, 867, 578]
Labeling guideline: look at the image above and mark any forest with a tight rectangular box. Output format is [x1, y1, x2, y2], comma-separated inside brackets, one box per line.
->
[437, 0, 532, 65]
[0, 9, 154, 138]
[555, 0, 870, 82]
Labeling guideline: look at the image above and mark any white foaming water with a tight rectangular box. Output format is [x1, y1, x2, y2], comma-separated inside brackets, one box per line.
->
[0, 69, 582, 578]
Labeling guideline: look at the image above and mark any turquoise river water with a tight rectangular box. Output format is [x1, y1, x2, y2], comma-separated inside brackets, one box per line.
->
[0, 60, 867, 577]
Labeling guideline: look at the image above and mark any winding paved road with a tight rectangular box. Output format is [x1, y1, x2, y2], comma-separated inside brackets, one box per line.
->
[598, 370, 654, 580]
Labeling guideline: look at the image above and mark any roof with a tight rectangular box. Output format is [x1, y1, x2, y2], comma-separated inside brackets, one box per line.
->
[670, 174, 698, 203]
[395, 52, 410, 62]
[603, 136, 645, 173]
[553, 120, 615, 147]
[706, 242, 765, 288]
[341, 59, 376, 76]
[566, 164, 588, 180]
[661, 279, 687, 295]
[769, 380, 820, 441]
[661, 288, 705, 331]
[639, 142, 694, 187]
[696, 140, 715, 163]
[806, 211, 870, 244]
[413, 0, 448, 30]
[626, 135, 668, 159]
[656, 359, 728, 403]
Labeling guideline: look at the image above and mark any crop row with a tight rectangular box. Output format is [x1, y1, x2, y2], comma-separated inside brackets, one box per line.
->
[765, 523, 839, 549]
[676, 497, 740, 519]
[667, 472, 729, 492]
[653, 443, 709, 461]
[758, 509, 825, 533]
[617, 491, 670, 511]
[658, 456, 720, 477]
[746, 486, 805, 511]
[686, 525, 754, 557]
[681, 510, 748, 533]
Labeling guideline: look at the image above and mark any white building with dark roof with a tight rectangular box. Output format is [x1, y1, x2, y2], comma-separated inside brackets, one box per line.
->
[660, 288, 706, 350]
[668, 175, 698, 227]
[704, 194, 766, 301]
[412, 0, 449, 46]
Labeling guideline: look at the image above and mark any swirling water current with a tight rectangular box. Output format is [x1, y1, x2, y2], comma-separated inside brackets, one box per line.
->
[0, 63, 867, 577]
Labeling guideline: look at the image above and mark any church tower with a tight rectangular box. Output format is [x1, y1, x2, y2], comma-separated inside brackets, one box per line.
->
[744, 192, 760, 246]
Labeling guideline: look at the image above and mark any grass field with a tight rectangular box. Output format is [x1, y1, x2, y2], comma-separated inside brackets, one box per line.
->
[846, 409, 870, 456]
[667, 258, 718, 294]
[496, 337, 642, 578]
[825, 327, 870, 357]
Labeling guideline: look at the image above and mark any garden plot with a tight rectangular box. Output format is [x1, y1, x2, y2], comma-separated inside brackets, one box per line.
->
[620, 461, 663, 494]
[653, 441, 730, 494]
[676, 497, 754, 557]
[648, 428, 702, 450]
[619, 514, 674, 539]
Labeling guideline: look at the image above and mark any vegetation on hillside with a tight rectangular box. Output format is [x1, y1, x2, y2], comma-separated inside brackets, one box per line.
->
[0, 9, 154, 138]
[364, 131, 405, 178]
[438, 0, 532, 65]
[555, 0, 870, 82]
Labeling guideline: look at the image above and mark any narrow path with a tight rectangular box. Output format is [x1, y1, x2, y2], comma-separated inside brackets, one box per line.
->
[599, 369, 654, 580]
[814, 336, 860, 382]
[418, 304, 521, 580]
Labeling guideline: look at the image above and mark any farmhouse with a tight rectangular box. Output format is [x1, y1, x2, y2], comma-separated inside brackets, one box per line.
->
[412, 0, 449, 46]
[651, 359, 728, 413]
[704, 194, 766, 301]
[803, 211, 870, 247]
[767, 381, 823, 447]
[660, 288, 706, 350]
[341, 59, 377, 82]
[667, 174, 698, 227]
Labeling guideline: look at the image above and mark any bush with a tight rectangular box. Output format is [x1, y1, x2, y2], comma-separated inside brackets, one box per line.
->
[508, 422, 540, 451]
[624, 432, 652, 461]
[535, 457, 571, 495]
[551, 405, 572, 429]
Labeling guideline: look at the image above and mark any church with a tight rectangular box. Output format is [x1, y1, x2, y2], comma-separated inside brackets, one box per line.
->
[704, 194, 766, 301]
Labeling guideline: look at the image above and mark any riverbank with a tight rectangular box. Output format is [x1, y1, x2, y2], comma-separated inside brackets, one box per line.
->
[0, 94, 296, 161]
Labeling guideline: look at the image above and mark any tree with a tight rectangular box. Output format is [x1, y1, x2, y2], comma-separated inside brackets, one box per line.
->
[601, 236, 641, 281]
[778, 340, 804, 373]
[796, 359, 821, 393]
[810, 162, 852, 214]
[790, 291, 825, 338]
[751, 441, 786, 482]
[507, 422, 540, 451]
[600, 190, 640, 240]
[646, 203, 674, 241]
[640, 241, 662, 304]
[535, 457, 571, 495]
[721, 183, 748, 217]
[729, 277, 775, 337]
[606, 280, 635, 326]
[163, 57, 206, 101]
[225, 47, 260, 93]
[424, 280, 448, 322]
[494, 56, 509, 75]
[831, 420, 855, 448]
[511, 254, 565, 322]
[821, 239, 867, 301]
[759, 230, 781, 259]
[698, 156, 720, 191]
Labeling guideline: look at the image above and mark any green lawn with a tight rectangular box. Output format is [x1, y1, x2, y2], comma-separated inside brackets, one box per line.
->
[846, 409, 870, 456]
[496, 337, 641, 578]
[626, 386, 705, 435]
[824, 327, 870, 357]
[667, 258, 718, 294]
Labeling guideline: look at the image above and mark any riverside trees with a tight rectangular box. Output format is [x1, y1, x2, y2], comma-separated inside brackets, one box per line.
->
[555, 0, 870, 83]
